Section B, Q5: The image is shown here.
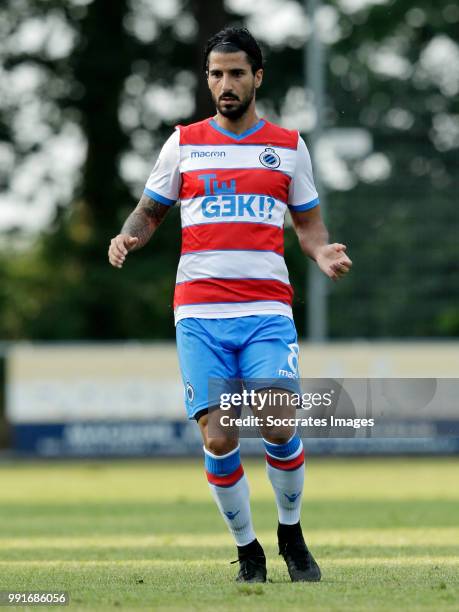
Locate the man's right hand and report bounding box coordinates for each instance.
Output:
[108,234,139,268]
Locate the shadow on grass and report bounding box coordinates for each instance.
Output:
[0,499,457,538]
[0,543,459,563]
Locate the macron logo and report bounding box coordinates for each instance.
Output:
[278,369,297,379]
[191,150,226,158]
[284,492,301,503]
[224,510,240,520]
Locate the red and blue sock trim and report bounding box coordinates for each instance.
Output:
[264,434,301,458]
[265,449,304,471]
[264,434,304,471]
[204,446,244,487]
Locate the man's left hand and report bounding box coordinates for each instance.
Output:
[315,243,352,281]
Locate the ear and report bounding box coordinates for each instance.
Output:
[254,68,263,89]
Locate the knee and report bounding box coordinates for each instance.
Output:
[205,437,238,456]
[263,430,296,446]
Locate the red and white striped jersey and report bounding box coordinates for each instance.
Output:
[144,117,319,324]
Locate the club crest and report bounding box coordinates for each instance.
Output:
[259,147,280,169]
[186,382,194,403]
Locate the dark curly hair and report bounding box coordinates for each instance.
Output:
[203,27,264,75]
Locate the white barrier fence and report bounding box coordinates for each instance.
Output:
[5,341,459,456]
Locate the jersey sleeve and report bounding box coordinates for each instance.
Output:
[144,129,181,206]
[288,135,320,211]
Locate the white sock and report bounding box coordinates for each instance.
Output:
[204,445,256,546]
[263,434,305,525]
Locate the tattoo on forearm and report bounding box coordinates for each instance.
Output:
[121,194,171,249]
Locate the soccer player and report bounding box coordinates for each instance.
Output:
[108,27,352,583]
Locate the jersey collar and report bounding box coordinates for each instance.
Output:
[209,117,265,141]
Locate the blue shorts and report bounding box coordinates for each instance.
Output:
[176,315,301,420]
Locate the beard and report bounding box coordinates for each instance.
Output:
[213,88,255,120]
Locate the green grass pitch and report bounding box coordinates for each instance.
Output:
[0,457,458,611]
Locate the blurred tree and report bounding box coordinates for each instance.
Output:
[246,0,459,337]
[0,0,233,340]
[323,0,459,338]
[190,0,231,121]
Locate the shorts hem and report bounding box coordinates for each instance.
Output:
[175,307,293,325]
[246,380,301,395]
